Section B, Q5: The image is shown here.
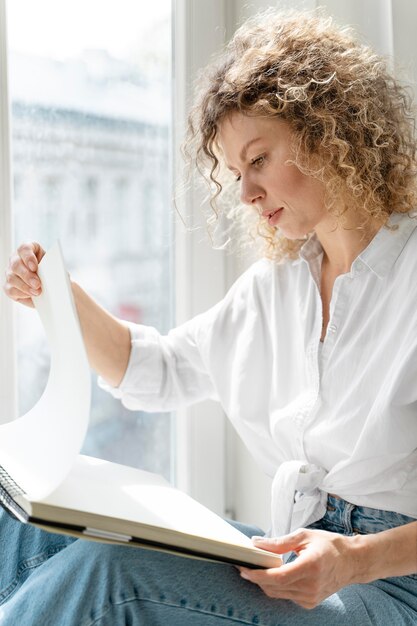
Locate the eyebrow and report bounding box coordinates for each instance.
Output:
[240,137,262,161]
[224,137,263,171]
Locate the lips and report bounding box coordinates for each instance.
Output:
[262,208,283,226]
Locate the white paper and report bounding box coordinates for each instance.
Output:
[0,243,91,498]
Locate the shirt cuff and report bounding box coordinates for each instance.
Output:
[98,323,164,399]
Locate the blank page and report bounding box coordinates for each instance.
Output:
[0,244,91,499]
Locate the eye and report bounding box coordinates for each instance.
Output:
[251,155,265,167]
[235,174,241,182]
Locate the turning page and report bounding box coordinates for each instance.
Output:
[0,243,91,499]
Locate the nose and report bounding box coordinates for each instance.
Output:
[239,175,265,206]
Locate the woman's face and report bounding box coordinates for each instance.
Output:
[217,112,330,240]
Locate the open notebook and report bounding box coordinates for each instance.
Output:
[0,244,281,569]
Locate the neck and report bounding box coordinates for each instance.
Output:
[315,211,385,273]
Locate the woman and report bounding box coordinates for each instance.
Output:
[2,9,417,625]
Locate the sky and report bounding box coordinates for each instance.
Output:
[7,0,171,61]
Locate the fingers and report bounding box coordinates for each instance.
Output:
[252,528,310,554]
[15,296,35,309]
[4,242,45,302]
[241,529,350,609]
[239,544,323,595]
[240,566,302,589]
[4,265,41,300]
[17,241,45,271]
[253,582,318,607]
[239,566,324,609]
[4,274,38,298]
[242,548,325,586]
[239,562,301,588]
[239,569,321,608]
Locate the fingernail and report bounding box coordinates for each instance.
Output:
[28,262,36,271]
[252,536,265,542]
[30,279,39,288]
[240,570,251,580]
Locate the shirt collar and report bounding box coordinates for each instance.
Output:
[299,234,323,265]
[358,212,417,278]
[298,212,417,279]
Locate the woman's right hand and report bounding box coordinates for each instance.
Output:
[4,241,131,385]
[3,242,46,308]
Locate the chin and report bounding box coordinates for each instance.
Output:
[278,226,310,240]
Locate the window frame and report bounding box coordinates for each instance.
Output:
[172,0,233,515]
[0,0,17,425]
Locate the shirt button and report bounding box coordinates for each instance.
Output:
[328,323,337,333]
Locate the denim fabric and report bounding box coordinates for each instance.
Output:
[0,497,416,626]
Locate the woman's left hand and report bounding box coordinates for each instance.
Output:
[239,528,363,609]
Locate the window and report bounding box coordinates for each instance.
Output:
[1,0,231,516]
[7,0,173,480]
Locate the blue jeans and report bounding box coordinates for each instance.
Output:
[0,496,416,625]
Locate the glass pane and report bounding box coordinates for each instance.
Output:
[8,0,173,480]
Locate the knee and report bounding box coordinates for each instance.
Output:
[67,539,147,582]
[71,539,128,566]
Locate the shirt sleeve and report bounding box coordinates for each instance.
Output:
[99,314,220,411]
[98,259,270,413]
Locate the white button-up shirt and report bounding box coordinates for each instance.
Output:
[101,212,417,536]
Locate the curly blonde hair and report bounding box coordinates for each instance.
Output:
[185,9,417,260]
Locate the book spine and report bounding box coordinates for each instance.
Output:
[0,464,28,523]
